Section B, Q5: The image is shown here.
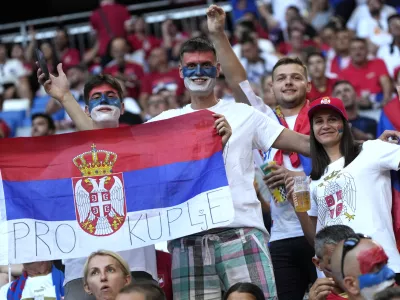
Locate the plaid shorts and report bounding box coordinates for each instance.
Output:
[169,227,277,300]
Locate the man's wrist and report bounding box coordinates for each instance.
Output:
[209,31,226,40]
[61,91,74,104]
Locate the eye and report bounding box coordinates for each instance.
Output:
[276,77,284,81]
[202,63,212,68]
[106,267,116,273]
[186,64,196,69]
[293,75,302,80]
[91,94,101,100]
[106,92,116,98]
[90,269,99,276]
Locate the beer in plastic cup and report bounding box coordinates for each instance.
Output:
[260,161,287,206]
[293,176,311,212]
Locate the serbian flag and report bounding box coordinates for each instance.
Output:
[377,98,400,252]
[0,110,234,264]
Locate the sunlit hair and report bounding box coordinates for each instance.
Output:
[83,250,130,285]
[272,57,308,80]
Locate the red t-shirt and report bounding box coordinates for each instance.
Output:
[90,3,131,56]
[326,292,348,299]
[102,61,145,99]
[141,68,184,96]
[128,34,162,57]
[156,250,172,300]
[277,40,318,55]
[339,58,389,96]
[307,77,337,102]
[61,48,80,71]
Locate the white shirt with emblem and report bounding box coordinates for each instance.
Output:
[308,140,400,273]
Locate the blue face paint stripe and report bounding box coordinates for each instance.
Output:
[358,265,395,290]
[88,94,121,112]
[182,65,217,78]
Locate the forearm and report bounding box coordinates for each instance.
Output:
[0,264,23,276]
[272,129,310,157]
[295,213,316,247]
[61,92,94,131]
[257,4,279,30]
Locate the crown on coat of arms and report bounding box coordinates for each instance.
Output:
[73,144,117,177]
[321,97,331,104]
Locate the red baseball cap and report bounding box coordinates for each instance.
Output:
[308,97,348,120]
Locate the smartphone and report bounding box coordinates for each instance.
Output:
[35,48,50,81]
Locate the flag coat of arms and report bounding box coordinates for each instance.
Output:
[0,110,234,264]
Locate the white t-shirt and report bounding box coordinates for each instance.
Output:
[308,140,400,273]
[149,99,285,232]
[259,0,308,29]
[0,273,56,300]
[377,43,400,79]
[239,53,279,86]
[0,59,27,85]
[233,39,276,58]
[63,245,157,285]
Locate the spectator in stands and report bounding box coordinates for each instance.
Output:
[309,225,357,300]
[232,19,276,58]
[31,113,55,137]
[117,282,166,300]
[339,38,392,107]
[230,0,260,24]
[37,68,158,299]
[0,119,10,138]
[0,265,22,288]
[214,74,234,102]
[260,75,276,109]
[161,19,189,62]
[279,28,307,60]
[239,34,279,87]
[90,0,131,57]
[377,14,400,78]
[0,261,64,299]
[332,80,378,139]
[307,0,335,31]
[138,47,184,112]
[146,93,169,120]
[0,43,32,102]
[306,52,337,101]
[258,1,308,30]
[10,43,32,75]
[83,250,131,300]
[223,282,266,300]
[127,15,161,59]
[54,27,80,71]
[347,0,396,49]
[285,96,400,282]
[102,37,145,100]
[156,250,172,300]
[374,287,400,300]
[330,235,398,298]
[327,29,351,79]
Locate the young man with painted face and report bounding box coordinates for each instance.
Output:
[36,69,158,300]
[330,236,397,300]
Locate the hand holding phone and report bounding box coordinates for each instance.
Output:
[35,48,50,81]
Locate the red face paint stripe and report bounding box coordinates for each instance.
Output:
[89,84,119,99]
[357,246,388,274]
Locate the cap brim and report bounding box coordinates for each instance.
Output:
[308,104,347,120]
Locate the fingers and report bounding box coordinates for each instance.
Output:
[56,63,65,76]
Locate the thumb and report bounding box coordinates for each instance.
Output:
[396,86,400,100]
[57,63,65,76]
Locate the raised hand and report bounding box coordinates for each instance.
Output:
[37,63,70,103]
[206,4,226,34]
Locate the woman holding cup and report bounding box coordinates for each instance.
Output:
[285,96,400,279]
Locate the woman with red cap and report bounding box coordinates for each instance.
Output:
[285,96,400,285]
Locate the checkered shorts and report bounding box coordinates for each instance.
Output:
[169,227,277,300]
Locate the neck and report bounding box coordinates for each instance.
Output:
[279,100,306,117]
[312,76,327,89]
[336,50,349,57]
[353,60,367,68]
[323,143,342,163]
[93,120,119,129]
[191,93,219,110]
[346,104,358,120]
[157,64,169,73]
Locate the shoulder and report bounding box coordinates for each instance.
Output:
[0,282,11,297]
[361,139,387,151]
[146,108,185,123]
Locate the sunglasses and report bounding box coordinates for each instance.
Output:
[341,233,371,278]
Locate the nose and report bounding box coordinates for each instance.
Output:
[100,271,108,282]
[99,94,108,105]
[284,77,293,86]
[195,64,201,76]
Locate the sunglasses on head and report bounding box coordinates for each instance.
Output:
[341,233,371,278]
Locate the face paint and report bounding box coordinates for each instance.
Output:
[358,265,396,299]
[337,124,344,134]
[88,94,121,112]
[357,246,388,274]
[182,64,217,96]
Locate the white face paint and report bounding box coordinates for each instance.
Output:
[90,105,121,123]
[359,280,395,300]
[184,76,216,96]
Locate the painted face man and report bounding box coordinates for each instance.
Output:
[331,235,396,300]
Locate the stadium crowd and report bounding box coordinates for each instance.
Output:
[1,0,400,299]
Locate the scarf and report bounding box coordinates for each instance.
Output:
[7,265,65,300]
[273,101,310,168]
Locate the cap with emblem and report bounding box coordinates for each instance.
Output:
[308,97,348,120]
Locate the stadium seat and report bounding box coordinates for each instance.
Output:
[2,98,30,112]
[0,110,27,137]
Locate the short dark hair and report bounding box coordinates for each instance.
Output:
[239,32,257,45]
[374,287,400,300]
[306,51,325,64]
[315,225,356,258]
[333,80,354,91]
[179,37,216,62]
[287,5,300,15]
[83,74,124,105]
[31,113,56,131]
[224,282,265,300]
[236,20,256,32]
[119,282,166,300]
[388,13,400,24]
[272,57,308,79]
[350,37,367,46]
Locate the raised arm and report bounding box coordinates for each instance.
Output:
[37,63,94,131]
[272,128,310,157]
[206,5,251,105]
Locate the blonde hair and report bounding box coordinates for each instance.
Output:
[83,250,130,284]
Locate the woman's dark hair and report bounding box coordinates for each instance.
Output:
[83,74,123,104]
[224,282,265,300]
[119,281,166,300]
[310,114,361,180]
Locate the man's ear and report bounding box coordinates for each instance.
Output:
[312,257,322,271]
[306,81,312,93]
[216,62,221,78]
[85,106,90,117]
[120,102,125,115]
[179,64,183,79]
[343,276,360,296]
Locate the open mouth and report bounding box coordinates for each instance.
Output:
[97,107,113,112]
[101,285,111,292]
[282,89,296,94]
[191,78,208,84]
